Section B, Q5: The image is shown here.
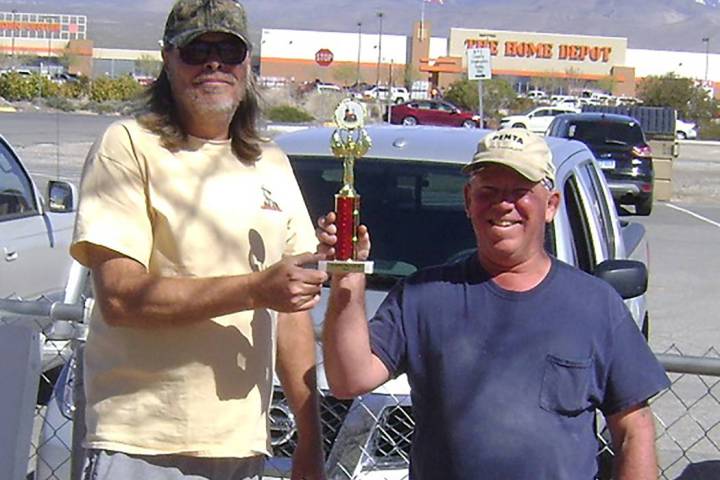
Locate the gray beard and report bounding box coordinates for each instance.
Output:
[181,90,239,116]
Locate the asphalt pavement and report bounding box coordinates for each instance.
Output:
[2,110,719,355]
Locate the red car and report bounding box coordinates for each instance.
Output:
[389,100,480,128]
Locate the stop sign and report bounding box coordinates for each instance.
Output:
[315,48,334,67]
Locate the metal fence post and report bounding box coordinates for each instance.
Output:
[0,324,41,480]
[70,343,87,480]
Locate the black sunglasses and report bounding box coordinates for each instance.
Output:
[177,39,249,65]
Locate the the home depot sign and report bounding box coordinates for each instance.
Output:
[463,38,613,63]
[450,28,627,77]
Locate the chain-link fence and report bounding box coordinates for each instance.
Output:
[3,294,720,480]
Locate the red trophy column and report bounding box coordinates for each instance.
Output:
[334,194,360,260]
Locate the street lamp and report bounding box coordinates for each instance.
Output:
[376,11,383,87]
[356,21,362,86]
[10,9,17,57]
[46,16,52,58]
[702,37,710,83]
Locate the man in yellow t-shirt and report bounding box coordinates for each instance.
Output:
[71,1,327,478]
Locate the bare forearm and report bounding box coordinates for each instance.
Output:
[96,271,260,328]
[614,435,658,480]
[276,311,321,439]
[610,406,658,480]
[323,273,387,398]
[88,247,327,328]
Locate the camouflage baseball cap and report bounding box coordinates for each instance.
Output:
[163,0,251,49]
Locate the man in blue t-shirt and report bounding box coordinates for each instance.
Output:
[317,128,669,480]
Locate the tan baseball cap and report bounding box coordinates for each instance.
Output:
[463,128,555,183]
[163,0,251,49]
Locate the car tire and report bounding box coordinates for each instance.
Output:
[37,365,62,406]
[462,119,477,129]
[395,98,405,104]
[512,123,527,128]
[676,131,687,140]
[402,116,418,126]
[635,195,653,216]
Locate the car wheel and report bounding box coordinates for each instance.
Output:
[402,116,418,126]
[395,98,404,104]
[37,365,62,406]
[462,119,477,128]
[676,131,687,140]
[512,123,526,128]
[635,195,653,216]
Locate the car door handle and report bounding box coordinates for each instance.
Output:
[4,247,18,262]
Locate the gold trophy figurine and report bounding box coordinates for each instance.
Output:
[318,99,374,274]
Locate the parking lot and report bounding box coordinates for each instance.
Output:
[2,111,720,479]
[2,111,719,356]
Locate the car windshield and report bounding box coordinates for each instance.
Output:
[567,120,645,146]
[289,155,476,283]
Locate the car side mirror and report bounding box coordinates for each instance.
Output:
[47,180,77,213]
[593,259,648,299]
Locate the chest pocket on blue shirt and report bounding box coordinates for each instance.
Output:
[540,354,593,416]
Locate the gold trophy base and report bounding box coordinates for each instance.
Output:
[319,260,374,274]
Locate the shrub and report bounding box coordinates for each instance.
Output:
[698,119,720,141]
[59,77,90,99]
[0,72,43,101]
[90,75,144,102]
[44,96,76,112]
[265,105,314,123]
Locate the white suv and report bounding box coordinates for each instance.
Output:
[363,85,409,104]
[676,119,698,140]
[500,106,579,134]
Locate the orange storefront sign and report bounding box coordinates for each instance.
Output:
[0,21,61,32]
[463,38,613,63]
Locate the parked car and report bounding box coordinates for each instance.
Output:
[0,132,79,406]
[525,89,547,100]
[315,83,342,94]
[38,125,650,480]
[547,112,655,215]
[499,105,579,134]
[676,119,698,140]
[51,72,81,85]
[0,68,33,77]
[389,99,480,128]
[363,85,409,104]
[0,134,77,301]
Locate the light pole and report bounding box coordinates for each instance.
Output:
[10,9,17,57]
[356,21,362,86]
[376,11,383,87]
[46,16,52,58]
[702,37,710,83]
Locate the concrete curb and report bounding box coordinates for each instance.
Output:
[680,139,720,147]
[266,124,312,134]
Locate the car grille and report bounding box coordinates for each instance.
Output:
[371,405,413,462]
[270,389,354,457]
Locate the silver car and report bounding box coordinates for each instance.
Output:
[0,134,76,300]
[37,125,649,480]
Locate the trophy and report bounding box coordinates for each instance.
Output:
[318,99,374,274]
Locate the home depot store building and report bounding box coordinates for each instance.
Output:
[261,25,638,97]
[0,11,91,75]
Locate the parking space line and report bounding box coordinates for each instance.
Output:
[666,203,720,228]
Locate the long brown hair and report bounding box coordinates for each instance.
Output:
[137,63,264,161]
